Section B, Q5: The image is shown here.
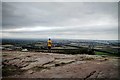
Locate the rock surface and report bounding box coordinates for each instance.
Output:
[2,51,119,79]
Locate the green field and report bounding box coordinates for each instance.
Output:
[95,51,119,57]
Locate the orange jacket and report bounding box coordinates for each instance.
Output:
[47,40,52,47]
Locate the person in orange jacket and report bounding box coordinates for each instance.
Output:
[47,38,52,52]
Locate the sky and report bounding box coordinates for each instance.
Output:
[2,2,118,40]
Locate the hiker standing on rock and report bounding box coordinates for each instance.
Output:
[47,38,52,52]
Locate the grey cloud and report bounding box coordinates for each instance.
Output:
[2,2,118,40]
[0,2,1,39]
[2,25,117,35]
[3,2,118,28]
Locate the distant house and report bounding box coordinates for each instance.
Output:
[21,49,28,52]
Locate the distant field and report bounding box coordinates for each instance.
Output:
[95,51,119,57]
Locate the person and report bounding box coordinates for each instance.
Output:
[47,38,52,52]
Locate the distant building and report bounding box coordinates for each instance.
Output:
[21,49,28,52]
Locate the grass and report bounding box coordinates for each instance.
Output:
[62,48,95,55]
[95,51,108,55]
[55,61,75,67]
[95,51,120,57]
[31,66,50,71]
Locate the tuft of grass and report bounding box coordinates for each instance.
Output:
[82,57,94,61]
[55,61,75,67]
[31,66,50,71]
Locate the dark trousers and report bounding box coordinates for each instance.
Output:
[48,46,51,52]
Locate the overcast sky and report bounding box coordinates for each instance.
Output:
[2,2,118,40]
